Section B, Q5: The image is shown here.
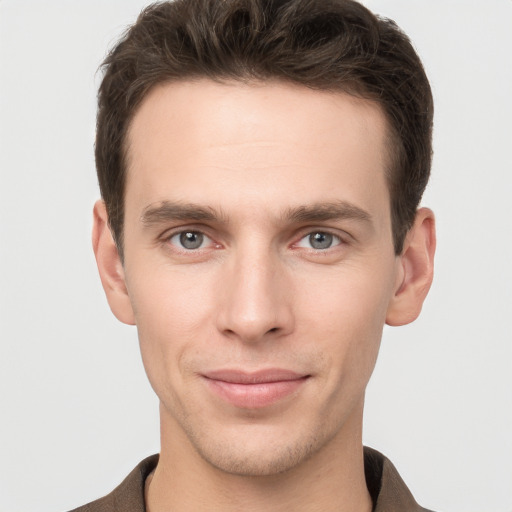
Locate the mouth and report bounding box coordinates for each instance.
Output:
[202,369,310,409]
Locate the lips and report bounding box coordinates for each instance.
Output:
[202,369,309,409]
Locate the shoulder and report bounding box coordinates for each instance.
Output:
[364,447,435,512]
[68,454,158,512]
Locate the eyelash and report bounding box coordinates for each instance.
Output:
[161,227,348,255]
[161,228,218,254]
[293,231,345,251]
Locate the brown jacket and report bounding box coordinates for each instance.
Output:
[69,447,434,512]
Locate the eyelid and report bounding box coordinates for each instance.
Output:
[159,223,209,240]
[169,231,212,250]
[291,228,350,249]
[159,225,221,251]
[296,232,341,250]
[157,224,351,252]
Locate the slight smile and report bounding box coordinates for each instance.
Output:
[202,369,310,409]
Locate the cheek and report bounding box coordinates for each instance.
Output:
[128,260,216,331]
[296,276,389,427]
[124,264,216,394]
[296,263,395,378]
[299,261,393,330]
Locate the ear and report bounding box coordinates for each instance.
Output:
[92,200,135,325]
[386,207,436,326]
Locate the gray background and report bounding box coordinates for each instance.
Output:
[1,1,511,511]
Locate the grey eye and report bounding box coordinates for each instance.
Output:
[296,231,342,251]
[309,232,333,249]
[172,231,205,250]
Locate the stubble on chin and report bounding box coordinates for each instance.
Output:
[174,408,346,478]
[192,431,324,477]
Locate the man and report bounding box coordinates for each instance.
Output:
[75,0,436,510]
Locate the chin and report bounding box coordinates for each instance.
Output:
[187,424,327,477]
[198,444,313,477]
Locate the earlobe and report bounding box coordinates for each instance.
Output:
[92,200,136,325]
[386,208,436,326]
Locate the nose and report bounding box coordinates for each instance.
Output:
[216,247,294,343]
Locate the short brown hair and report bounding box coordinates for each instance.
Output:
[96,0,433,256]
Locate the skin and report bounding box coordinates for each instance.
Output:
[93,80,435,512]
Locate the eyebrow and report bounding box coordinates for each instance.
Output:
[283,201,372,225]
[141,201,226,225]
[140,200,372,227]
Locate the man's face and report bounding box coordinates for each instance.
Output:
[120,80,402,475]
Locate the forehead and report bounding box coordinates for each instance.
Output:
[124,79,391,222]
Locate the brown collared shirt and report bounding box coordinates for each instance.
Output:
[69,447,434,512]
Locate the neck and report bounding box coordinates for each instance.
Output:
[146,402,372,512]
